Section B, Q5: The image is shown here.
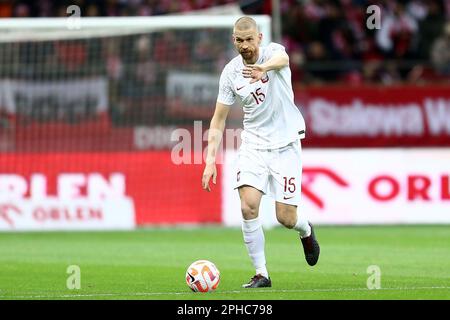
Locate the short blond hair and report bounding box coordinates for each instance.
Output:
[234,16,258,32]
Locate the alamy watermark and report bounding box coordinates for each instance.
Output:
[366,5,381,30]
[66,265,81,290]
[170,120,242,165]
[366,265,381,290]
[66,5,81,30]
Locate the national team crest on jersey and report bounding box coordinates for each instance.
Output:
[261,74,269,83]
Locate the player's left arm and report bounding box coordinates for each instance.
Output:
[243,51,289,83]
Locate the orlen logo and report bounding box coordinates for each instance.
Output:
[0,173,126,227]
[302,167,349,209]
[0,204,21,228]
[0,173,125,199]
[368,174,450,201]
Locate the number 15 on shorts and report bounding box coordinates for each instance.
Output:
[283,177,296,193]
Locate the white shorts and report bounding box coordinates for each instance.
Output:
[234,140,302,206]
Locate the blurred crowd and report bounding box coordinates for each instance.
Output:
[281,0,450,84]
[0,0,449,85]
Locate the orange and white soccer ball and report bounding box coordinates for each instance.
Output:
[185,260,220,292]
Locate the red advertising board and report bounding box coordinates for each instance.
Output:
[295,85,450,147]
[0,152,221,230]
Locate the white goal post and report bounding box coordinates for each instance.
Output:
[0,15,272,43]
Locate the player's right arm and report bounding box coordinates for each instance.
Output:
[202,102,230,192]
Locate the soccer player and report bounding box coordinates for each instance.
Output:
[202,16,320,288]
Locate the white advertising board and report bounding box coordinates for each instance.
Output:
[223,148,450,226]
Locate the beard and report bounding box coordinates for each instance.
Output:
[240,50,256,63]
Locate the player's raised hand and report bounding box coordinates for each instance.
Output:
[202,163,217,192]
[242,65,266,84]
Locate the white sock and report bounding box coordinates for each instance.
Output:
[242,217,268,278]
[293,214,311,238]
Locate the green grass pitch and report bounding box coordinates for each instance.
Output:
[0,225,449,300]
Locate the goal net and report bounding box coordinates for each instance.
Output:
[0,15,271,229]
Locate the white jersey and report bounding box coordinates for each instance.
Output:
[217,42,306,150]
